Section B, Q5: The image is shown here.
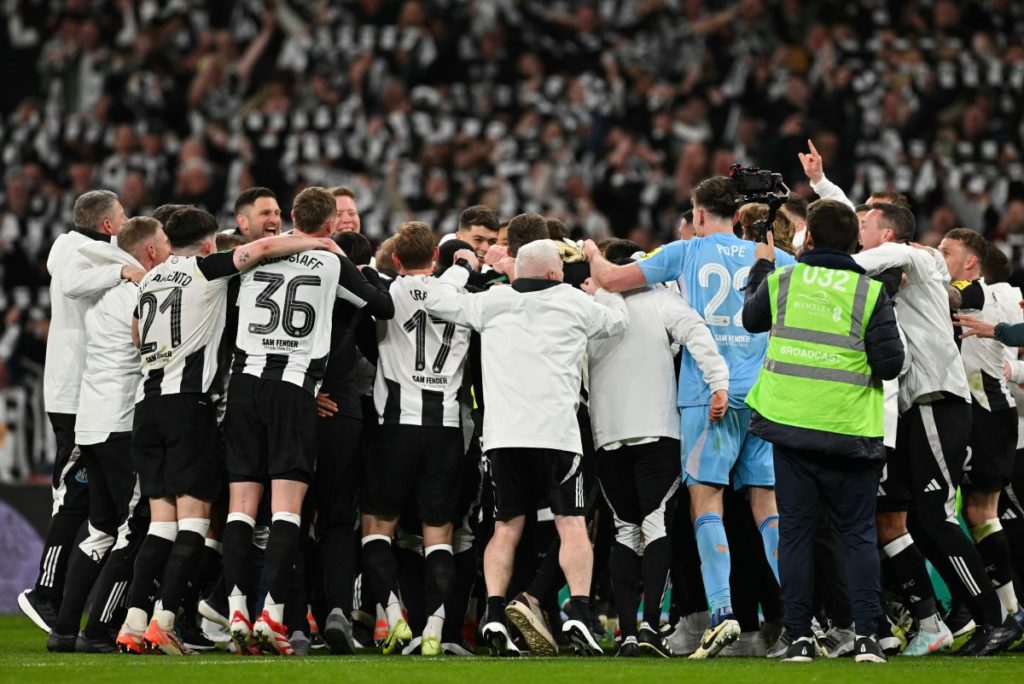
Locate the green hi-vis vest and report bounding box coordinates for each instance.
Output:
[746,263,884,437]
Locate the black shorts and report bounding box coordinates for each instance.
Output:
[223,374,317,484]
[132,393,222,501]
[963,402,1018,492]
[360,424,464,525]
[596,438,681,532]
[877,397,971,515]
[487,447,586,521]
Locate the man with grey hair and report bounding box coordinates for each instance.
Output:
[19,189,140,635]
[425,239,628,657]
[48,216,172,653]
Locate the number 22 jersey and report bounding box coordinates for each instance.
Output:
[638,233,795,408]
[233,250,343,394]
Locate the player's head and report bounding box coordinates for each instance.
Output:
[117,216,171,271]
[939,228,988,282]
[291,186,336,237]
[234,187,281,241]
[497,220,509,247]
[506,212,549,257]
[860,203,915,250]
[375,236,398,275]
[74,189,126,236]
[435,238,473,276]
[329,186,360,234]
[334,231,373,266]
[456,205,499,261]
[392,221,437,274]
[805,199,860,254]
[164,207,221,256]
[545,217,569,242]
[868,191,911,210]
[151,203,190,226]
[603,239,643,265]
[690,177,739,236]
[216,232,248,251]
[516,239,563,282]
[982,242,1011,284]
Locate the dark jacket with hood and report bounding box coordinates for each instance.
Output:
[742,247,905,466]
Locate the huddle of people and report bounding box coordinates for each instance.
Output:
[17,143,1024,663]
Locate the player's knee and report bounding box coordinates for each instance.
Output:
[79,523,115,561]
[615,522,642,554]
[875,512,907,544]
[640,511,668,545]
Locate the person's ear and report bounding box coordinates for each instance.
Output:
[391,253,402,269]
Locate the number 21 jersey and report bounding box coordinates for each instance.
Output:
[375,275,470,427]
[137,252,239,400]
[233,250,342,394]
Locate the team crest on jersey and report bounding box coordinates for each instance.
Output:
[74,468,88,484]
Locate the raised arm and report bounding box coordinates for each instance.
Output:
[584,289,629,340]
[659,290,729,394]
[335,255,395,320]
[232,235,342,271]
[798,139,856,211]
[583,240,648,292]
[63,244,142,298]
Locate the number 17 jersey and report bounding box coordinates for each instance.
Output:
[233,250,342,394]
[375,275,471,427]
[638,233,795,408]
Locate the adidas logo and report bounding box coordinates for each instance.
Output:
[1003,508,1019,520]
[924,479,942,493]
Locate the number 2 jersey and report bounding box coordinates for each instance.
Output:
[375,275,471,427]
[136,252,239,401]
[638,233,795,408]
[233,250,344,394]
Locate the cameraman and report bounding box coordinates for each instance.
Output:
[588,175,794,658]
[741,199,904,662]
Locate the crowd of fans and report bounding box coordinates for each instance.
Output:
[1,0,1024,477]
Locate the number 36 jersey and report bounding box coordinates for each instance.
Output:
[375,275,471,427]
[234,251,342,394]
[637,233,795,408]
[137,252,239,401]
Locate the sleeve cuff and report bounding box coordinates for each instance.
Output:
[441,265,470,287]
[708,380,729,393]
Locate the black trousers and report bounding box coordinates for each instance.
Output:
[34,413,90,602]
[313,413,363,614]
[774,445,882,639]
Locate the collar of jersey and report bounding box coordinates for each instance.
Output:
[512,278,562,293]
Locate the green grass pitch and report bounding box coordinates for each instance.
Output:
[2,615,1022,684]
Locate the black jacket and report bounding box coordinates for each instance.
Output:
[742,248,906,463]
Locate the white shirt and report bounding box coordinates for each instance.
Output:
[588,286,727,451]
[44,230,123,414]
[75,244,144,444]
[234,251,343,394]
[958,279,1015,411]
[426,267,629,455]
[374,275,471,427]
[853,242,971,412]
[136,253,237,401]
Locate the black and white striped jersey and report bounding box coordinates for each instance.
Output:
[136,252,239,401]
[232,251,344,394]
[374,275,470,427]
